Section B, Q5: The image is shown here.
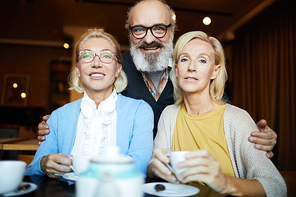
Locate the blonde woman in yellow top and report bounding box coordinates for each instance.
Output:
[147,31,286,197]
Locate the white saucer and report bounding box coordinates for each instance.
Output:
[143,182,199,197]
[3,182,37,196]
[63,172,78,181]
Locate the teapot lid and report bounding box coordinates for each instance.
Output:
[91,146,134,164]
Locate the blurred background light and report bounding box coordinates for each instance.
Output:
[63,42,70,49]
[13,83,18,88]
[203,17,211,25]
[21,92,27,98]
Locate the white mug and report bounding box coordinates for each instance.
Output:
[166,151,189,181]
[0,161,27,194]
[71,156,90,175]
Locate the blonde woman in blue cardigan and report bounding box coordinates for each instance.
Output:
[147,31,286,196]
[25,28,153,178]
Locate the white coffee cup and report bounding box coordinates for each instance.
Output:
[166,151,189,181]
[71,156,90,175]
[0,161,27,194]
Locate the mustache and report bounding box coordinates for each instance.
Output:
[137,41,164,49]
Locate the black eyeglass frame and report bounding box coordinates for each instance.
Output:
[129,24,172,39]
[77,50,121,64]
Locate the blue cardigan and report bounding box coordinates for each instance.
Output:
[25,94,154,176]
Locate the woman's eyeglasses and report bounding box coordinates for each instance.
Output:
[78,50,121,64]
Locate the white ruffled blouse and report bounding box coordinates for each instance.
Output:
[71,90,117,157]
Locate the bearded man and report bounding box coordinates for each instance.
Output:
[121,0,175,137]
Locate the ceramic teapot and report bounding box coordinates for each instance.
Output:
[76,146,144,197]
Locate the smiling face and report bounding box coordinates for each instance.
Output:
[175,38,220,97]
[129,0,172,52]
[76,37,122,98]
[128,0,174,72]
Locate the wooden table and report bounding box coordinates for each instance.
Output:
[0,138,39,151]
[0,138,39,165]
[0,137,23,149]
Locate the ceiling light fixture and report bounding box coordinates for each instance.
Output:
[63,42,70,49]
[13,83,18,88]
[203,17,211,25]
[21,93,27,99]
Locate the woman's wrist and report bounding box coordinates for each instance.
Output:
[222,177,265,196]
[222,176,238,195]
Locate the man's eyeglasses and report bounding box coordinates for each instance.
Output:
[129,24,172,39]
[78,50,121,64]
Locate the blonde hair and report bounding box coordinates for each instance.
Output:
[171,31,227,105]
[69,28,127,93]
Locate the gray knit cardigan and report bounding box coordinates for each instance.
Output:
[154,104,287,197]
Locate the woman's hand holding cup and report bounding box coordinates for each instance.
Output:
[40,153,72,178]
[149,149,192,183]
[177,149,230,193]
[149,148,178,183]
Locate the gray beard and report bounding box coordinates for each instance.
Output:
[130,38,173,72]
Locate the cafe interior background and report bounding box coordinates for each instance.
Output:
[0,0,295,172]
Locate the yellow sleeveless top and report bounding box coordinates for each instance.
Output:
[172,104,235,183]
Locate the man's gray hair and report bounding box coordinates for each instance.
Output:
[125,0,175,32]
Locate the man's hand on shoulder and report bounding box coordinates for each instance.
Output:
[248,119,277,158]
[37,115,51,144]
